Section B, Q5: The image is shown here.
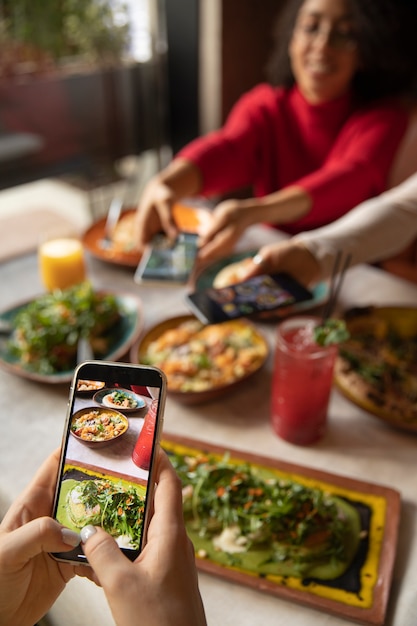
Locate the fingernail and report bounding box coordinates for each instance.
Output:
[61,528,81,547]
[252,254,265,267]
[80,525,97,543]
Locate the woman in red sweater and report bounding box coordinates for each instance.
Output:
[135,0,417,263]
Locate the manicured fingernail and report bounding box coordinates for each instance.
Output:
[80,525,97,543]
[61,528,81,547]
[252,254,265,267]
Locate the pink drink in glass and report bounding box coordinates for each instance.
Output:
[132,400,157,470]
[271,317,337,445]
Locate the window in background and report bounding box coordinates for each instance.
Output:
[0,0,169,191]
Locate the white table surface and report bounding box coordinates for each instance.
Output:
[1,225,417,626]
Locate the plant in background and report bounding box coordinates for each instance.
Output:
[0,0,130,68]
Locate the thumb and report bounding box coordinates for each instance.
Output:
[159,210,178,242]
[0,517,80,566]
[81,525,134,587]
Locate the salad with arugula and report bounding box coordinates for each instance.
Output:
[65,478,145,549]
[7,282,120,374]
[170,450,361,579]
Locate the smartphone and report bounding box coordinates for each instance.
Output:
[51,360,167,566]
[185,273,313,324]
[134,232,199,285]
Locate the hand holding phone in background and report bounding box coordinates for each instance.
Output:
[185,273,313,325]
[134,232,199,285]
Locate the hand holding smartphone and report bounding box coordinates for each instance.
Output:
[185,273,313,324]
[51,361,166,565]
[134,232,199,285]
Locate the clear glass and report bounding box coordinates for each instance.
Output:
[270,316,337,445]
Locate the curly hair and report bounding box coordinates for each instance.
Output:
[266,0,417,103]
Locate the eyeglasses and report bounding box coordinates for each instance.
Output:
[294,22,358,51]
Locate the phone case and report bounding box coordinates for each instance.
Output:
[51,360,166,565]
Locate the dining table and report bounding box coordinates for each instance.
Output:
[1,223,417,626]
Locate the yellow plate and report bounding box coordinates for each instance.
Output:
[334,306,417,433]
[130,314,269,404]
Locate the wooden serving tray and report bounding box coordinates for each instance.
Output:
[162,434,400,626]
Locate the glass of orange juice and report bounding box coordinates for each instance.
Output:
[38,231,86,291]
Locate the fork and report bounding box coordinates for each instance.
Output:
[99,196,124,249]
[76,336,94,363]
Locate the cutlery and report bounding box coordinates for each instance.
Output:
[0,318,12,335]
[99,159,140,250]
[77,336,94,363]
[99,196,124,249]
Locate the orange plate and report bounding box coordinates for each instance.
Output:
[172,202,211,233]
[82,209,141,267]
[82,204,211,268]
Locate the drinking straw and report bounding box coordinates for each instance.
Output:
[321,251,352,322]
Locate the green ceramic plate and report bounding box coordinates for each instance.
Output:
[0,291,143,384]
[93,387,147,412]
[194,250,329,315]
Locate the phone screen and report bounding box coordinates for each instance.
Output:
[134,232,199,284]
[52,361,166,565]
[186,273,313,324]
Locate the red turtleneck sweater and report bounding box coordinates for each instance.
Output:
[177,85,408,234]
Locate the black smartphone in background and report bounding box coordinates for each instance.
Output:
[134,232,199,285]
[51,361,167,566]
[185,273,313,325]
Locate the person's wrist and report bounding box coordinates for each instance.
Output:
[293,240,322,283]
[238,199,259,228]
[248,195,282,225]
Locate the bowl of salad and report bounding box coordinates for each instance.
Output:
[0,282,143,384]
